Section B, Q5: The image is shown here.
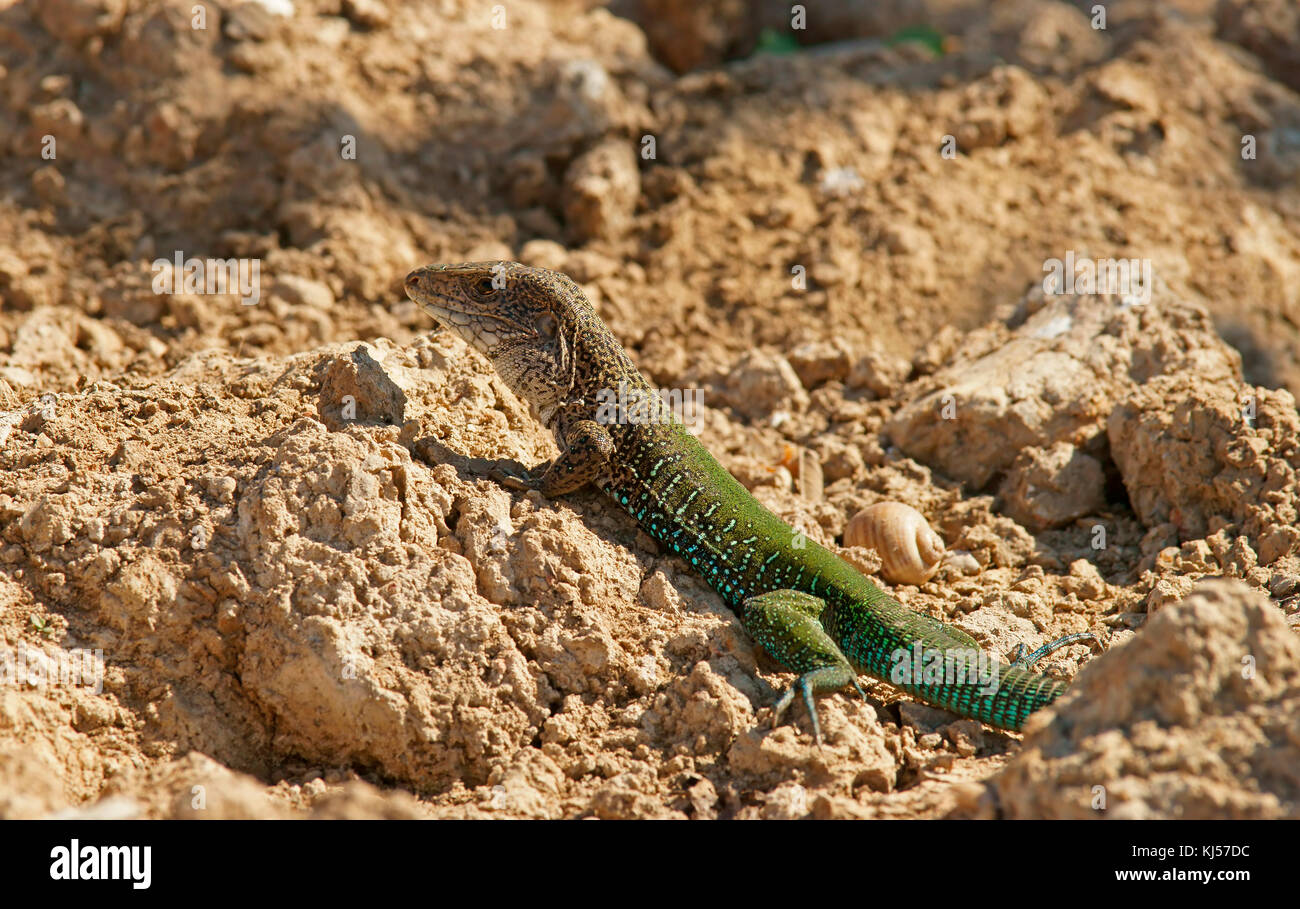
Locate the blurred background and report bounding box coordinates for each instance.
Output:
[1,0,1297,403]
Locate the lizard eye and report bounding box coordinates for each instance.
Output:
[535,312,557,339]
[472,276,498,297]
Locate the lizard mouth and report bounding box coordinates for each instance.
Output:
[404,265,519,349]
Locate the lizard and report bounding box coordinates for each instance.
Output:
[404,261,1101,742]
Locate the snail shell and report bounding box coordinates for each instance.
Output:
[843,502,946,586]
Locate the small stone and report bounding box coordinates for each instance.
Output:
[35,0,127,43]
[687,778,717,820]
[342,0,389,28]
[998,442,1106,531]
[847,349,910,398]
[272,275,335,309]
[787,340,853,388]
[1259,526,1300,565]
[518,239,568,273]
[1063,559,1106,600]
[31,167,67,206]
[1146,578,1191,615]
[315,344,407,429]
[720,350,809,422]
[562,139,640,243]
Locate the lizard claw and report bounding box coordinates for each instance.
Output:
[488,466,538,491]
[772,676,824,747]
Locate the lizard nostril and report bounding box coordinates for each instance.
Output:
[404,270,421,289]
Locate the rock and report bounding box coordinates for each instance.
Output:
[35,0,127,43]
[562,139,641,243]
[998,442,1107,531]
[761,781,810,819]
[271,275,335,309]
[518,239,569,273]
[719,350,809,422]
[1108,376,1300,546]
[990,580,1300,818]
[1145,576,1192,615]
[1090,60,1160,114]
[1062,559,1106,600]
[531,58,635,151]
[846,348,911,398]
[28,99,84,143]
[816,436,864,482]
[787,340,852,388]
[315,344,407,429]
[953,66,1050,151]
[31,167,67,206]
[886,285,1242,489]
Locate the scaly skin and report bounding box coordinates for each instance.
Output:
[404,261,1093,739]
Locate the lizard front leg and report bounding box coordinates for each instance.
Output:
[494,418,613,497]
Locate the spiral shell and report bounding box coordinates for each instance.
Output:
[843,502,946,586]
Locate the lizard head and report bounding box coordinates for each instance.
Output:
[404,261,581,417]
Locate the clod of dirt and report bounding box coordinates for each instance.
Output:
[5,0,1300,821]
[562,139,641,242]
[846,348,912,399]
[998,441,1107,531]
[983,580,1300,819]
[717,350,809,422]
[1108,376,1300,555]
[315,344,408,430]
[885,285,1242,490]
[787,340,853,389]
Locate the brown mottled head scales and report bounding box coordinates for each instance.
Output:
[404,261,645,428]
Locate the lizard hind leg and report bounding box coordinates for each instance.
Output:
[741,590,867,746]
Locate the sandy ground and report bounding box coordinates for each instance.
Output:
[1,0,1299,819]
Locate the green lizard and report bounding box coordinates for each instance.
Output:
[404,261,1099,741]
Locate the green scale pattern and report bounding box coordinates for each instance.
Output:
[598,416,1065,732]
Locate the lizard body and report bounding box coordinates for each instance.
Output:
[405,261,1094,739]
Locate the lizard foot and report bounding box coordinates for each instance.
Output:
[487,465,540,492]
[771,665,863,747]
[1009,631,1105,670]
[769,660,863,749]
